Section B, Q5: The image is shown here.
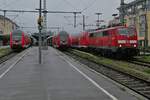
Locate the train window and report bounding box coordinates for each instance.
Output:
[128,27,136,36]
[103,31,109,36]
[118,28,129,35]
[93,33,97,37]
[12,32,22,36]
[59,31,69,39]
[89,33,94,37]
[12,31,22,40]
[96,32,103,37]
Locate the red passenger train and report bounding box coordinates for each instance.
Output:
[10,30,31,50]
[52,31,71,49]
[71,25,139,57]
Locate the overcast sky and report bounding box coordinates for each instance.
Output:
[0,0,134,33]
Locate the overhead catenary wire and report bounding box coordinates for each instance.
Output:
[62,0,77,10]
[0,0,21,9]
[81,0,97,13]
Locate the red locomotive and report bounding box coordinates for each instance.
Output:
[10,30,31,50]
[71,25,139,57]
[52,31,71,49]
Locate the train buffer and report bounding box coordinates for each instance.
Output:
[0,47,147,100]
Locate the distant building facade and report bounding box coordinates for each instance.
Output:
[0,15,18,35]
[118,0,150,47]
[0,15,18,45]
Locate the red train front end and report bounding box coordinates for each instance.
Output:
[115,26,139,56]
[52,31,71,50]
[76,25,139,57]
[10,30,31,51]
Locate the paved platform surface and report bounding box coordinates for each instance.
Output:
[0,47,142,100]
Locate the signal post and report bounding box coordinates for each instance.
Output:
[38,0,43,64]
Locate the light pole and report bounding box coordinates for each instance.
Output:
[83,15,85,31]
[43,0,48,49]
[95,13,102,28]
[144,0,148,55]
[120,0,125,25]
[38,0,42,64]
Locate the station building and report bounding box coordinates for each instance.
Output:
[0,15,18,35]
[118,0,150,47]
[0,15,18,45]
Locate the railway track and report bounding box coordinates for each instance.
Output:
[76,48,150,69]
[64,51,150,99]
[128,59,150,68]
[0,52,18,64]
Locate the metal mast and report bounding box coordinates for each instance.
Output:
[38,0,42,64]
[43,0,47,32]
[42,0,48,49]
[120,0,125,25]
[83,15,85,31]
[95,13,102,28]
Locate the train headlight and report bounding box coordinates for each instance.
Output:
[119,44,122,47]
[133,44,137,47]
[61,41,67,44]
[118,40,126,44]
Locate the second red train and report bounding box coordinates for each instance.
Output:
[52,25,139,57]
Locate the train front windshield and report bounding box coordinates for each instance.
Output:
[59,32,68,40]
[128,27,136,36]
[12,31,22,40]
[118,27,136,36]
[118,28,129,35]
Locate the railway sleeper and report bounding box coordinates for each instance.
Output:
[135,87,150,91]
[116,76,135,81]
[141,91,150,97]
[128,84,149,88]
[142,91,150,95]
[115,76,131,80]
[120,80,140,84]
[121,78,142,82]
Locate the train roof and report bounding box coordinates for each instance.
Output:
[59,31,68,34]
[88,26,126,34]
[54,31,69,36]
[12,30,23,33]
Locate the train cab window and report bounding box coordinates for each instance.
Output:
[128,27,136,36]
[96,32,103,37]
[118,28,129,35]
[12,30,22,40]
[59,31,69,40]
[93,33,97,37]
[102,31,109,36]
[89,33,94,37]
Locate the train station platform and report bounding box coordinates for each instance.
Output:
[0,47,143,100]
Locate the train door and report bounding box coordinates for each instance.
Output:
[102,31,109,47]
[89,33,94,47]
[89,32,97,48]
[108,30,113,47]
[110,29,117,47]
[96,31,102,47]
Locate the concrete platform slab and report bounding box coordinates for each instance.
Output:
[0,47,142,100]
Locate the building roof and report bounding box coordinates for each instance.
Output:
[0,15,19,27]
[125,0,144,8]
[118,0,145,10]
